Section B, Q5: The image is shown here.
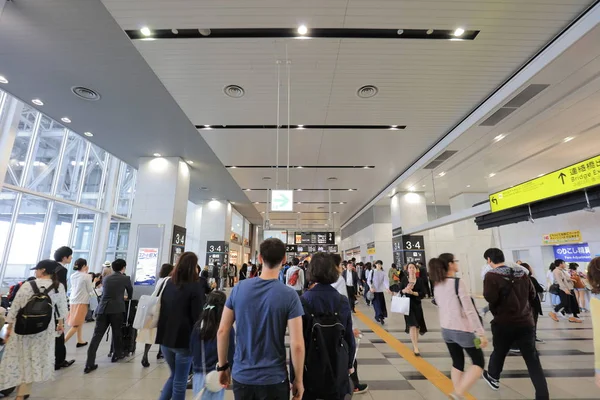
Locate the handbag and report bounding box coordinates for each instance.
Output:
[194,335,222,399]
[581,277,593,291]
[133,278,169,330]
[391,294,410,315]
[548,283,560,295]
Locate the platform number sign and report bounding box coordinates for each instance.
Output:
[402,236,424,251]
[172,225,186,246]
[207,241,229,253]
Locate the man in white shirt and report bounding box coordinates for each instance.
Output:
[286,258,305,296]
[343,262,359,313]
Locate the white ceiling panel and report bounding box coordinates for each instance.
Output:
[101,0,596,224]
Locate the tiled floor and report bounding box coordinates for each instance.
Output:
[6,293,599,399]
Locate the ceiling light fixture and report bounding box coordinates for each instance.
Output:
[408,186,415,192]
[453,27,465,37]
[357,85,379,99]
[153,153,162,157]
[61,117,71,124]
[397,29,404,35]
[390,125,399,130]
[339,202,344,205]
[296,166,304,169]
[493,134,506,142]
[0,76,8,84]
[489,173,496,178]
[32,99,44,106]
[187,160,194,165]
[348,189,354,191]
[224,85,245,98]
[140,26,152,37]
[84,132,93,137]
[297,211,301,214]
[297,189,303,191]
[297,25,308,35]
[244,188,251,191]
[199,29,212,36]
[426,29,434,35]
[438,171,446,177]
[563,136,574,143]
[254,202,259,204]
[296,202,302,204]
[333,211,338,214]
[466,184,471,188]
[230,166,237,169]
[422,184,426,188]
[203,125,212,129]
[261,211,265,214]
[297,125,305,129]
[363,166,371,169]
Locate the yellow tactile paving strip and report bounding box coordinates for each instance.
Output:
[356,310,477,400]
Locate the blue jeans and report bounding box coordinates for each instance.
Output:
[193,373,225,399]
[159,346,192,400]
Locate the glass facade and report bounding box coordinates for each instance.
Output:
[0,89,136,290]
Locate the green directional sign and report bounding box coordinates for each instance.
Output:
[271,190,293,212]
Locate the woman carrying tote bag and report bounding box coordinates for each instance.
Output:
[136,263,174,367]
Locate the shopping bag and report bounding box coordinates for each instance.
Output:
[391,295,410,315]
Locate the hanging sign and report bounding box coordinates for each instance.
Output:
[271,190,293,212]
[490,154,600,212]
[542,230,582,245]
[367,242,376,255]
[553,243,592,262]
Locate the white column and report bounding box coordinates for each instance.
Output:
[197,200,230,267]
[185,201,204,255]
[390,192,428,232]
[0,96,23,191]
[449,192,494,295]
[127,157,190,275]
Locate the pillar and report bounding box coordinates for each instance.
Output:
[390,192,429,269]
[126,157,190,295]
[0,95,23,191]
[197,200,231,268]
[449,193,494,295]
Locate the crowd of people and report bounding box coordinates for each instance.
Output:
[1,239,600,399]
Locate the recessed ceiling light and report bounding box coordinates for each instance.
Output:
[327,177,338,181]
[199,29,212,36]
[297,125,305,129]
[296,188,303,191]
[171,28,179,34]
[488,173,496,178]
[426,29,434,35]
[61,117,71,124]
[187,160,194,165]
[0,76,8,84]
[453,27,465,37]
[230,166,237,169]
[563,136,574,143]
[339,202,344,205]
[224,85,245,98]
[333,211,338,214]
[153,153,161,157]
[244,188,251,191]
[397,29,404,35]
[32,99,44,106]
[408,187,415,192]
[203,125,212,129]
[363,166,371,169]
[422,184,426,188]
[438,171,446,177]
[296,202,302,204]
[432,201,435,204]
[466,185,471,188]
[254,202,259,204]
[297,25,308,35]
[140,27,152,37]
[296,166,304,169]
[84,132,93,137]
[494,134,506,142]
[297,211,301,214]
[357,85,378,99]
[261,211,265,214]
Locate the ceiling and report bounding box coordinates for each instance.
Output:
[1,0,597,229]
[380,13,600,213]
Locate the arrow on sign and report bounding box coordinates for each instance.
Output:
[558,172,566,185]
[491,197,498,205]
[275,193,289,208]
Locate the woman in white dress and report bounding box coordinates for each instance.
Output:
[0,260,68,400]
[65,258,96,346]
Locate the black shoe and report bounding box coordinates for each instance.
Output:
[431,299,438,306]
[157,352,164,360]
[375,317,381,323]
[76,342,88,348]
[535,337,545,343]
[57,360,75,370]
[353,383,368,394]
[380,318,385,325]
[141,357,150,368]
[84,364,98,374]
[111,354,124,363]
[414,352,421,357]
[482,370,499,391]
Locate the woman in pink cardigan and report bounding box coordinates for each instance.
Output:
[429,253,488,400]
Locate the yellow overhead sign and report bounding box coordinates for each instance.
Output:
[542,230,582,245]
[490,154,600,212]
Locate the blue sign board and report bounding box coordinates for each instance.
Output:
[553,243,592,262]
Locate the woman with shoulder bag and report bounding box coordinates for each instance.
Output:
[429,254,487,400]
[65,258,96,346]
[400,263,428,356]
[137,263,174,367]
[0,260,68,400]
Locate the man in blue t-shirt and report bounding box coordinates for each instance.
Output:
[217,238,305,399]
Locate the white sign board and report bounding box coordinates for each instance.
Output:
[271,190,293,212]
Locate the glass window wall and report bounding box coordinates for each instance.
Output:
[0,89,137,290]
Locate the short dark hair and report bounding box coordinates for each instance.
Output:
[54,246,73,262]
[483,248,505,264]
[292,257,300,266]
[159,263,174,278]
[112,259,127,272]
[172,252,199,285]
[309,253,339,285]
[569,262,579,270]
[260,238,286,268]
[375,260,383,266]
[73,258,87,271]
[331,253,342,267]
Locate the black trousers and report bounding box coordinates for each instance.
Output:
[488,324,549,400]
[445,342,485,371]
[555,290,579,317]
[229,276,235,287]
[233,379,289,400]
[54,330,66,367]
[346,286,356,312]
[86,312,124,367]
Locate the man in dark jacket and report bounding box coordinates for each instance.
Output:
[84,259,133,373]
[481,248,549,400]
[342,262,359,313]
[53,246,75,370]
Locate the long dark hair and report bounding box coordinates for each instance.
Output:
[587,257,600,294]
[171,252,199,286]
[194,291,227,341]
[73,258,87,271]
[428,253,455,285]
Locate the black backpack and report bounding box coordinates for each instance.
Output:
[302,295,350,398]
[14,281,56,335]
